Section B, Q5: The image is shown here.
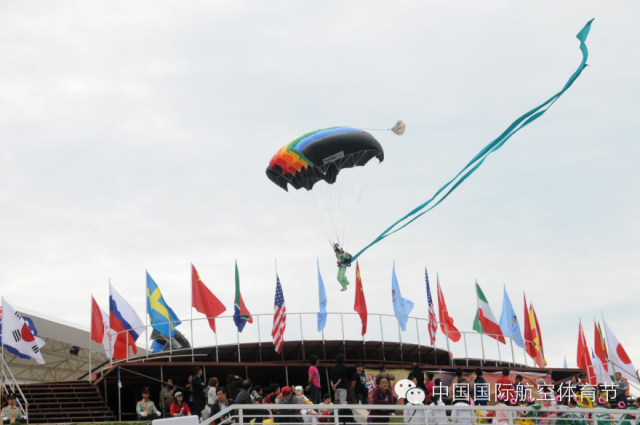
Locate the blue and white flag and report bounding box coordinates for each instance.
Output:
[564,356,567,368]
[498,286,524,348]
[317,260,328,332]
[391,263,414,331]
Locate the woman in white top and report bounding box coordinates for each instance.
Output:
[427,395,449,425]
[450,379,474,425]
[207,377,218,406]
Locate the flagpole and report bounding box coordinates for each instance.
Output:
[145,272,149,360]
[1,297,5,395]
[108,279,113,367]
[522,291,528,368]
[191,264,194,363]
[600,312,616,379]
[505,285,516,366]
[89,293,93,383]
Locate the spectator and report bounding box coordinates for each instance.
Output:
[136,387,161,420]
[1,392,26,424]
[408,363,426,391]
[251,385,263,401]
[404,391,426,425]
[447,368,464,403]
[425,372,435,404]
[210,387,235,425]
[317,393,333,422]
[160,379,177,411]
[497,368,514,401]
[237,379,259,424]
[186,375,194,411]
[276,386,304,405]
[560,397,585,424]
[375,364,396,388]
[307,355,322,404]
[494,394,510,425]
[227,374,244,400]
[266,384,281,405]
[330,354,349,405]
[276,386,304,423]
[208,377,219,406]
[568,375,579,393]
[368,377,394,423]
[192,367,208,417]
[538,398,558,425]
[514,375,525,400]
[473,368,489,406]
[427,394,448,425]
[236,379,253,405]
[613,372,629,406]
[352,363,370,405]
[450,379,473,425]
[171,391,192,417]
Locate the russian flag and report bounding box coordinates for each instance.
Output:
[109,284,144,360]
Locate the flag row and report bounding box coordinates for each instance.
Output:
[87,261,550,366]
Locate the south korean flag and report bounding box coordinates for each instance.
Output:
[1,300,46,364]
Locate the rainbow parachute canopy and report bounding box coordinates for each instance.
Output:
[266,126,384,191]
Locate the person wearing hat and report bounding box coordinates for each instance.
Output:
[170,391,193,417]
[351,363,370,405]
[1,393,26,424]
[137,387,161,420]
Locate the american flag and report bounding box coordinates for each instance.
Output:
[272,275,287,354]
[425,268,437,346]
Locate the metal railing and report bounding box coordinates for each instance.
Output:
[0,351,29,422]
[92,312,546,370]
[200,403,639,425]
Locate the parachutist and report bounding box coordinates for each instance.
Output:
[334,244,352,291]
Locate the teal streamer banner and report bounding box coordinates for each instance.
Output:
[353,19,594,261]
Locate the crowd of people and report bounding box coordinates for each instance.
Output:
[131,358,639,425]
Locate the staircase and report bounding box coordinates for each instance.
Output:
[21,381,116,424]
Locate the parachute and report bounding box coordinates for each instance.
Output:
[266,126,384,248]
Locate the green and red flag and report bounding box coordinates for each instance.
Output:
[472,282,505,344]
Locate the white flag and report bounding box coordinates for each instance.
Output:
[97,305,116,358]
[1,300,46,364]
[603,321,638,385]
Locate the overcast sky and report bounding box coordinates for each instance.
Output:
[1,1,638,369]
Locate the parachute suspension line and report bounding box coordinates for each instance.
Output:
[351,19,595,261]
[344,156,380,248]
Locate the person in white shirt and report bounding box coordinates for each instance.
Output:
[427,395,449,425]
[451,379,474,425]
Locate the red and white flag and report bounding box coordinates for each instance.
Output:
[425,268,437,346]
[603,320,638,385]
[1,300,46,364]
[91,296,116,358]
[271,275,287,354]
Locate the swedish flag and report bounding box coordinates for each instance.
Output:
[146,272,181,338]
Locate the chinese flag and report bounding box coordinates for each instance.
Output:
[192,264,227,333]
[354,262,368,336]
[91,296,105,344]
[437,275,461,342]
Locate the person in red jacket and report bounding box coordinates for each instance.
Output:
[170,392,192,417]
[368,377,394,423]
[496,368,514,402]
